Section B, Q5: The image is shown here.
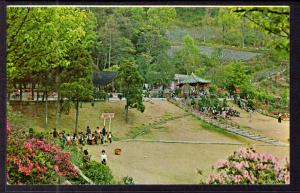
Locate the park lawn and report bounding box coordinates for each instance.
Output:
[86,141,289,184]
[138,115,251,144]
[10,100,187,138]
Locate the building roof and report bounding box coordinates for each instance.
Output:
[93,71,118,85]
[174,74,191,82]
[175,73,210,85]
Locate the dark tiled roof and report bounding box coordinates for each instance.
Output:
[93,71,118,85]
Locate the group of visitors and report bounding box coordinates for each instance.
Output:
[50,126,113,146]
[85,126,112,145]
[200,106,240,119]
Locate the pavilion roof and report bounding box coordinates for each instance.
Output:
[178,73,210,85]
[93,71,118,85]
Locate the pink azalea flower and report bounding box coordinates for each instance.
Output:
[54,165,59,172]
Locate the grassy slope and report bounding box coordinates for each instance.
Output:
[11,101,186,138]
[10,100,249,143]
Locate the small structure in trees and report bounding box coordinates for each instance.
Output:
[93,71,118,91]
[176,73,210,96]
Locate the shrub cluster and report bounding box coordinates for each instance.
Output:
[80,160,114,184]
[209,146,289,184]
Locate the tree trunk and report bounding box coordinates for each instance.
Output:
[125,99,129,123]
[45,88,48,129]
[36,87,39,103]
[222,24,225,45]
[108,30,112,69]
[35,88,39,116]
[55,89,61,128]
[31,83,35,100]
[242,15,245,48]
[55,74,61,128]
[19,84,23,102]
[75,100,79,135]
[19,84,23,108]
[125,106,129,123]
[42,91,45,102]
[96,56,99,68]
[7,86,11,104]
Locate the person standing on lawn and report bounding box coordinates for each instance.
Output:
[102,126,106,138]
[86,126,91,135]
[96,126,101,136]
[278,113,282,123]
[108,131,112,143]
[53,128,58,138]
[101,150,108,165]
[100,132,103,144]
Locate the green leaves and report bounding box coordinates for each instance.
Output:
[232,7,289,52]
[118,59,145,120]
[175,35,201,74]
[60,79,94,102]
[223,62,250,94]
[80,160,114,184]
[147,8,176,29]
[7,7,96,82]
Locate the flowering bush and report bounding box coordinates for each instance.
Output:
[7,124,79,184]
[209,146,289,184]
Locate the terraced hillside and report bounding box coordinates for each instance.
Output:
[169,45,263,61]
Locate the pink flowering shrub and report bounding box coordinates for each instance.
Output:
[6,124,79,184]
[209,146,290,184]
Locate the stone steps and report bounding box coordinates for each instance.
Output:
[167,99,288,147]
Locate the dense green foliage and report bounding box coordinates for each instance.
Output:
[118,59,145,122]
[80,160,114,184]
[223,62,250,95]
[174,35,201,74]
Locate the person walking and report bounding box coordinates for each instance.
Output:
[101,150,108,165]
[278,113,282,123]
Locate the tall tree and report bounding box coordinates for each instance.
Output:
[118,58,145,123]
[223,62,250,95]
[7,7,96,128]
[60,79,94,134]
[175,35,201,74]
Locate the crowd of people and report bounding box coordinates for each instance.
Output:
[49,126,113,146]
[50,127,111,165]
[199,106,240,119]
